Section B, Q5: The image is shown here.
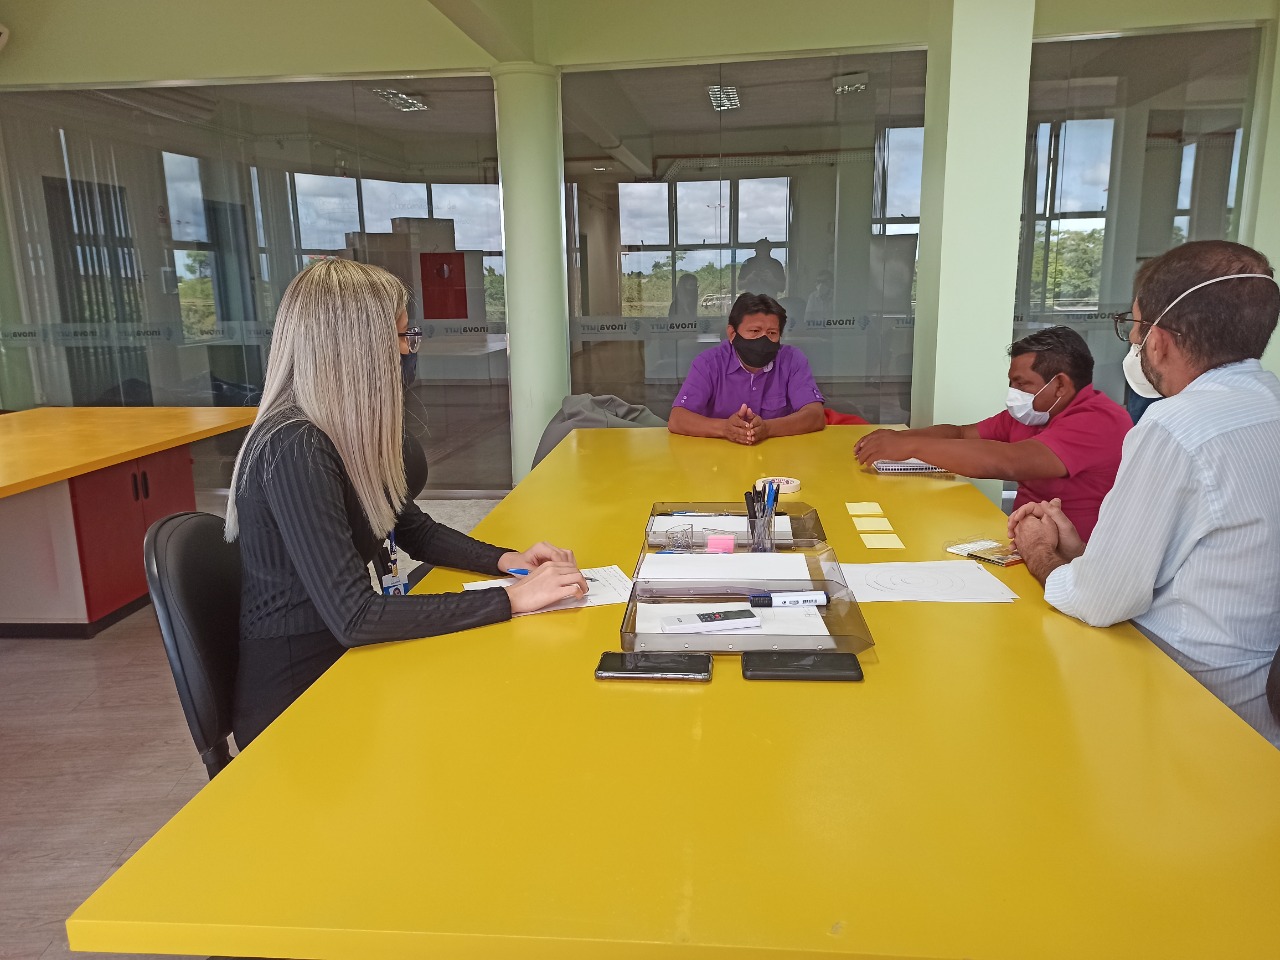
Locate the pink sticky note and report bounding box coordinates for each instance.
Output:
[705,534,736,553]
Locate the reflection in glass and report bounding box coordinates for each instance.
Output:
[431,183,502,250]
[564,52,926,425]
[294,173,360,251]
[621,251,673,316]
[738,178,790,244]
[0,78,513,491]
[174,250,217,341]
[1055,119,1113,213]
[1016,28,1260,407]
[884,129,924,219]
[360,179,428,233]
[676,180,729,245]
[619,182,670,246]
[162,152,208,243]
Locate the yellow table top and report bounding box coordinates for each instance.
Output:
[0,406,258,499]
[68,427,1280,960]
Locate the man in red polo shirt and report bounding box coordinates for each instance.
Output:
[853,326,1130,540]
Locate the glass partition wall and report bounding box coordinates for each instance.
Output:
[0,79,511,491]
[562,52,927,424]
[1015,28,1261,407]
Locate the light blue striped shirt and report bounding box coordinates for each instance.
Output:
[1045,359,1280,747]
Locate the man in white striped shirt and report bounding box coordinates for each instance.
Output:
[1011,240,1280,748]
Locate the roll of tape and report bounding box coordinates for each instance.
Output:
[756,476,801,494]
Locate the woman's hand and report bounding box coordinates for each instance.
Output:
[499,542,576,573]
[503,562,590,614]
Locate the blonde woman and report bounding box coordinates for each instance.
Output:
[225,259,586,747]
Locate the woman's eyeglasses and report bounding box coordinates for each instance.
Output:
[398,328,423,354]
[1110,311,1180,343]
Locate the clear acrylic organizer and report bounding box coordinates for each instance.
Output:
[623,503,874,654]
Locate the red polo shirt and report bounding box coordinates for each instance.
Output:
[976,384,1131,540]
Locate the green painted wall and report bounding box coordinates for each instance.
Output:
[0,0,493,89]
[534,0,931,69]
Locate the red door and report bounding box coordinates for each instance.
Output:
[69,459,148,621]
[139,445,197,528]
[420,253,468,319]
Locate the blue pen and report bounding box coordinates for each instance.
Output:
[508,568,531,576]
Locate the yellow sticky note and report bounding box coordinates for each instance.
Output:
[861,533,905,549]
[854,517,893,532]
[846,501,883,516]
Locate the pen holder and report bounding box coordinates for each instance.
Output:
[749,516,775,553]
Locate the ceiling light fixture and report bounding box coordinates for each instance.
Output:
[371,88,431,112]
[832,73,869,96]
[707,85,741,111]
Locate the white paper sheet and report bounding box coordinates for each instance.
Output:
[637,552,810,582]
[840,560,1018,603]
[634,601,830,636]
[463,564,633,616]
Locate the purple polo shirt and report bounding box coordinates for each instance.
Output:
[673,340,824,420]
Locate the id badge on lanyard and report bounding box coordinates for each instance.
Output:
[380,530,407,596]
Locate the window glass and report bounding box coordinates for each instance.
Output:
[163,152,208,243]
[618,182,670,246]
[738,177,789,243]
[0,78,511,492]
[361,179,428,234]
[565,52,926,424]
[1015,28,1261,406]
[294,174,360,251]
[431,183,502,250]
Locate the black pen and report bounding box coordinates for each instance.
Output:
[744,491,757,520]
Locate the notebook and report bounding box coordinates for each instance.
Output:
[872,458,947,474]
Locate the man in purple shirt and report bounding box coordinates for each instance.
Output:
[668,293,825,445]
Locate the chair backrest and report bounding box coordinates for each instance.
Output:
[143,512,241,778]
[1267,643,1280,726]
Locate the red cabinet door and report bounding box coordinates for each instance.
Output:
[139,445,196,528]
[420,252,468,319]
[69,459,148,621]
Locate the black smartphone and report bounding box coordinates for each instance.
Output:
[740,651,863,681]
[595,651,712,681]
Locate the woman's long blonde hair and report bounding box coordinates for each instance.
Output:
[224,259,410,541]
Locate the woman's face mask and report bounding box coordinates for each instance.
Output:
[400,353,418,392]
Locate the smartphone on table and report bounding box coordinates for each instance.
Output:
[595,652,713,681]
[740,651,863,681]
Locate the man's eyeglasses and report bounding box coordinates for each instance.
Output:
[399,328,423,354]
[1110,311,1180,343]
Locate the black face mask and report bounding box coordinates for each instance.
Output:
[732,332,780,369]
[400,353,419,392]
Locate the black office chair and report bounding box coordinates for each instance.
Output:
[144,512,241,779]
[1267,643,1280,726]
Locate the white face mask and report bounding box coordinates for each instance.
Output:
[1005,379,1059,426]
[1122,344,1162,398]
[1122,272,1278,400]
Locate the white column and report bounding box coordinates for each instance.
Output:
[492,62,572,482]
[913,0,1035,502]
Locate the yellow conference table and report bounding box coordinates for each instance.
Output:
[0,406,257,635]
[69,427,1280,959]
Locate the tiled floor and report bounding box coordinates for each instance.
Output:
[0,608,211,960]
[0,501,496,960]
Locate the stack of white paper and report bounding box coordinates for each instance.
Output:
[638,552,810,581]
[840,560,1018,603]
[634,601,830,636]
